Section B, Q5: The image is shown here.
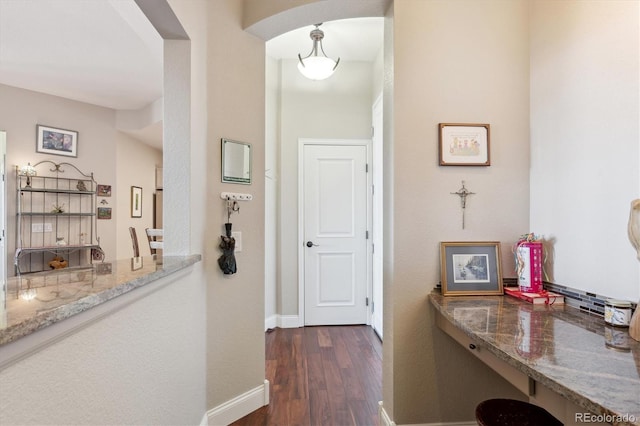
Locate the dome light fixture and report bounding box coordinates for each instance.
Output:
[297,23,340,81]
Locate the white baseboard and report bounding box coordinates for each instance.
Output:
[278,314,300,328]
[207,379,269,426]
[265,314,277,331]
[265,315,300,330]
[378,401,475,426]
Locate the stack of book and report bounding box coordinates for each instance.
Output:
[504,287,565,305]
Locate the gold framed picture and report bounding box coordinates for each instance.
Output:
[440,241,503,296]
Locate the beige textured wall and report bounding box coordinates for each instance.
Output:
[387,0,531,423]
[203,0,267,409]
[530,0,640,301]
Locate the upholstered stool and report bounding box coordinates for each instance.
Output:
[475,399,563,426]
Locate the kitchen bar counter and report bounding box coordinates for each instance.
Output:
[430,291,640,426]
[1,255,201,347]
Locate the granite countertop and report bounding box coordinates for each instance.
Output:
[0,255,201,347]
[429,292,640,426]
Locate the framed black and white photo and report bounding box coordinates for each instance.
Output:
[131,186,142,218]
[440,241,503,296]
[36,124,78,158]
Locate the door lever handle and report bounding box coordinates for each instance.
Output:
[306,241,319,248]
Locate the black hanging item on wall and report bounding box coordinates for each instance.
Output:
[218,197,239,274]
[217,231,237,274]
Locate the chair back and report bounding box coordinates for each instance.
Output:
[129,227,140,257]
[145,228,163,254]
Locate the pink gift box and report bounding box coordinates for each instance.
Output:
[516,241,543,293]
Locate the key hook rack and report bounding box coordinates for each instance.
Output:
[220,192,252,237]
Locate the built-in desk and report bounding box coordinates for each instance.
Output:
[430,291,640,426]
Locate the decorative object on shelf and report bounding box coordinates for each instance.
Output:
[97,184,111,197]
[18,163,37,188]
[48,256,68,269]
[76,180,87,191]
[439,123,490,166]
[627,199,640,341]
[51,203,65,214]
[36,124,78,158]
[439,241,503,296]
[55,237,67,246]
[97,207,112,219]
[450,180,475,229]
[297,23,340,81]
[92,248,105,261]
[131,186,142,218]
[100,199,109,205]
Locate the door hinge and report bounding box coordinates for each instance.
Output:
[372,243,375,254]
[366,163,369,173]
[366,230,369,239]
[371,126,374,137]
[366,297,369,306]
[372,300,375,312]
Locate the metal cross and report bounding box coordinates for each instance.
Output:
[451,180,475,229]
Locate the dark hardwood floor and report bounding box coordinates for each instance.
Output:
[230,325,383,426]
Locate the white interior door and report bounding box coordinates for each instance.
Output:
[302,141,370,326]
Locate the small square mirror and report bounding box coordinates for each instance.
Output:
[222,138,252,185]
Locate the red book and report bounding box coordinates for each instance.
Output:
[504,287,564,305]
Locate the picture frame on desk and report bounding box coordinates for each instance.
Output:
[440,241,503,296]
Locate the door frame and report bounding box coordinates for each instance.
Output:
[298,138,373,327]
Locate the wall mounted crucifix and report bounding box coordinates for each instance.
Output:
[451,180,475,229]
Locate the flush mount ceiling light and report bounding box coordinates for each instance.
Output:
[297,23,340,81]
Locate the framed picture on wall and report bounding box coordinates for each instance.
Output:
[131,186,142,218]
[440,241,503,296]
[439,123,490,166]
[97,184,112,197]
[97,207,112,219]
[36,124,78,158]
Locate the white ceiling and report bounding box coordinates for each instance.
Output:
[0,1,382,149]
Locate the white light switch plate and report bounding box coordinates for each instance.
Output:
[232,231,242,252]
